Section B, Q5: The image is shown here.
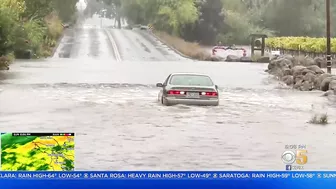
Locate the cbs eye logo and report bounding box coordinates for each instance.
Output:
[281,150,308,165]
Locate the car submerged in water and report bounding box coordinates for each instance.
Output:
[156,73,219,106]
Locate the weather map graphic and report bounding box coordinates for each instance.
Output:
[0,133,75,171]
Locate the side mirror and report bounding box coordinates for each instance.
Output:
[156,83,163,87]
[215,85,218,89]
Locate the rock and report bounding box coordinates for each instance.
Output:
[291,66,306,77]
[270,67,285,77]
[268,59,278,70]
[293,56,316,67]
[329,80,336,90]
[320,76,336,91]
[277,58,292,68]
[303,72,317,83]
[209,55,222,61]
[322,90,335,96]
[314,73,330,89]
[256,56,270,63]
[283,68,292,76]
[294,75,304,84]
[266,55,336,95]
[282,55,295,63]
[314,57,327,68]
[301,68,315,75]
[307,65,324,74]
[302,57,315,67]
[282,75,294,85]
[240,56,253,62]
[226,55,240,62]
[294,79,303,89]
[268,58,292,76]
[300,81,314,91]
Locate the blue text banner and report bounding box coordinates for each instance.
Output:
[0,171,334,180]
[0,171,335,189]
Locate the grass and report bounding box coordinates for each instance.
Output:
[309,113,329,125]
[153,31,213,61]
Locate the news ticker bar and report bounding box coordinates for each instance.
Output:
[11,133,75,136]
[0,172,335,180]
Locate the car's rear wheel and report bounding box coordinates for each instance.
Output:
[162,98,171,106]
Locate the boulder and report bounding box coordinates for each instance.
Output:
[268,58,291,73]
[256,56,270,63]
[302,57,315,67]
[240,56,253,62]
[294,79,303,89]
[294,75,304,84]
[301,68,315,75]
[282,68,292,76]
[270,67,285,77]
[225,55,240,62]
[320,76,336,91]
[314,57,327,68]
[282,55,295,63]
[300,81,314,91]
[282,75,294,85]
[329,80,336,90]
[266,55,336,95]
[303,72,317,83]
[291,66,306,77]
[209,55,223,61]
[314,73,332,89]
[307,65,324,74]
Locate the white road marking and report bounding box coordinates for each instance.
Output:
[104,29,122,62]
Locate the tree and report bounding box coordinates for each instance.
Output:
[184,0,225,45]
[52,0,78,23]
[22,0,53,20]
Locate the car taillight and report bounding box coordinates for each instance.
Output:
[201,92,218,96]
[167,90,185,95]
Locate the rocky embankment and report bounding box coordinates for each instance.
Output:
[266,55,336,96]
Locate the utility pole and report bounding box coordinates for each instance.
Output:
[326,0,332,74]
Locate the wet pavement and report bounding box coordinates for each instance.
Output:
[1,17,336,171]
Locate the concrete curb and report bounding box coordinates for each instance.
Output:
[148,30,194,60]
[51,27,69,58]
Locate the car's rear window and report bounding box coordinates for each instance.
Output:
[169,75,214,86]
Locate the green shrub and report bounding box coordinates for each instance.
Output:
[266,37,336,53]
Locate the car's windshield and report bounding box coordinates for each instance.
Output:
[169,75,214,86]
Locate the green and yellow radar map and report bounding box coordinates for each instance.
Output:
[0,133,75,171]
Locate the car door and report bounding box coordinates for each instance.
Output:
[159,74,171,101]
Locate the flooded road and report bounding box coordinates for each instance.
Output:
[1,18,336,171]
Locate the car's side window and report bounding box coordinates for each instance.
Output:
[163,74,171,85]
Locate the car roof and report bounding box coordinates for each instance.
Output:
[170,73,210,76]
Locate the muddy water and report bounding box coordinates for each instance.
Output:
[0,17,336,170]
[1,58,335,171]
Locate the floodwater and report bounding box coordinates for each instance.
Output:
[0,16,335,171]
